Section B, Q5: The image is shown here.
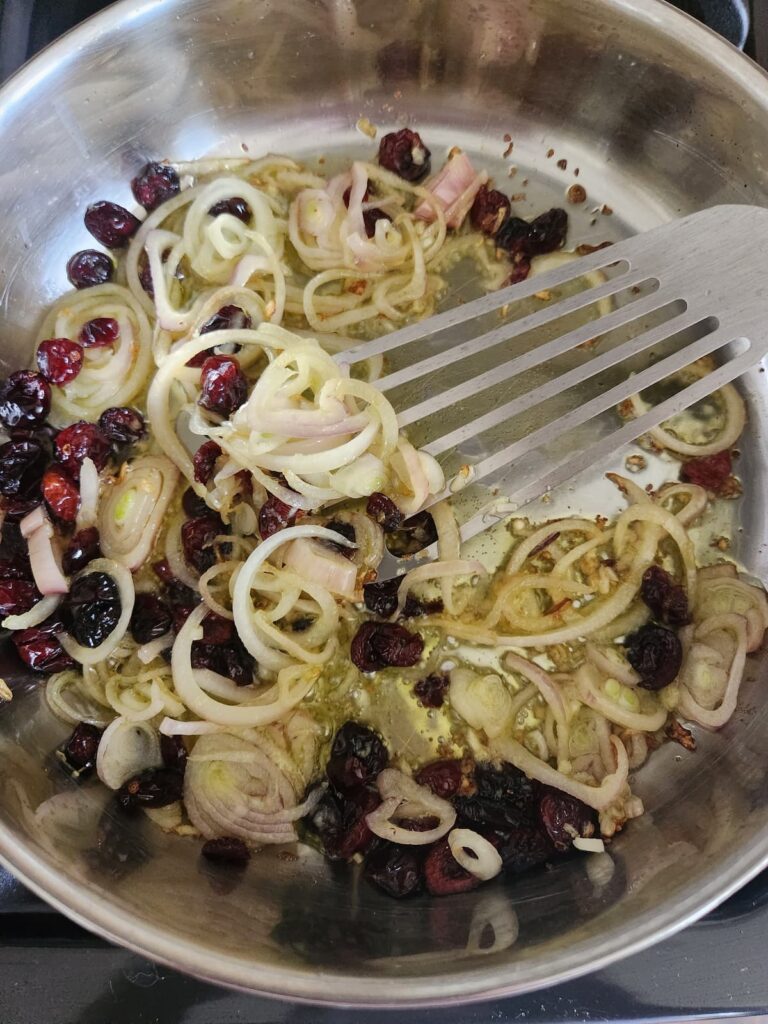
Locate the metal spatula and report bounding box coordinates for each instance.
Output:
[340,204,768,574]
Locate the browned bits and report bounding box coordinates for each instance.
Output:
[601,204,613,215]
[567,184,587,204]
[666,718,697,751]
[557,158,568,171]
[576,240,613,255]
[546,149,555,159]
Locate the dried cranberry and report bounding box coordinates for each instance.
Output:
[640,565,691,627]
[454,763,538,832]
[415,759,465,799]
[62,527,102,575]
[0,440,48,498]
[363,208,391,238]
[36,338,84,385]
[497,826,555,874]
[322,519,356,556]
[198,355,247,417]
[384,510,437,557]
[12,614,75,674]
[495,215,532,256]
[129,592,172,644]
[116,767,184,812]
[84,201,140,249]
[333,790,380,860]
[680,450,732,492]
[61,722,102,776]
[42,464,80,522]
[181,514,224,574]
[78,316,120,348]
[165,578,199,631]
[413,673,449,708]
[2,499,42,525]
[365,843,423,898]
[98,407,146,446]
[160,734,188,772]
[138,252,154,297]
[202,612,234,645]
[54,421,111,478]
[326,721,388,793]
[258,495,298,539]
[0,371,51,429]
[366,491,404,531]
[624,623,682,690]
[539,790,596,852]
[424,839,479,896]
[350,621,424,671]
[202,837,250,864]
[191,637,254,685]
[182,487,209,518]
[192,440,222,484]
[362,575,403,618]
[378,128,431,182]
[507,259,532,284]
[66,571,121,649]
[470,184,512,236]
[66,249,114,289]
[131,161,180,211]
[186,306,253,367]
[526,208,568,255]
[209,197,252,222]
[153,558,175,584]
[0,578,40,617]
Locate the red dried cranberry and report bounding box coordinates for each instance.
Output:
[131,162,180,211]
[192,440,222,484]
[98,406,146,447]
[365,843,423,898]
[42,464,80,522]
[624,623,682,689]
[497,826,555,874]
[84,201,140,249]
[181,514,224,574]
[326,721,389,793]
[0,371,51,429]
[116,767,184,812]
[495,215,531,256]
[363,574,403,617]
[182,487,210,517]
[2,498,43,524]
[191,637,254,685]
[186,305,252,367]
[202,612,235,645]
[350,621,423,671]
[12,614,75,674]
[258,495,298,539]
[507,258,532,284]
[415,759,465,800]
[378,128,431,182]
[363,208,390,238]
[130,592,172,644]
[384,510,437,557]
[640,565,691,627]
[424,839,479,896]
[66,249,114,289]
[335,789,380,860]
[413,673,449,708]
[62,527,101,575]
[470,184,512,236]
[208,197,252,222]
[526,208,568,255]
[0,578,40,617]
[36,338,84,385]
[198,355,247,417]
[165,578,199,631]
[61,722,103,775]
[160,734,188,772]
[454,763,538,832]
[78,316,120,348]
[54,421,111,478]
[680,449,732,492]
[202,837,250,864]
[66,571,121,649]
[153,558,175,583]
[366,491,403,531]
[0,440,48,498]
[539,790,596,852]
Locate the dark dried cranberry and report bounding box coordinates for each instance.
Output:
[363,574,403,618]
[366,491,404,531]
[182,487,209,517]
[640,565,691,627]
[117,767,184,812]
[131,161,180,211]
[384,510,437,557]
[365,843,423,898]
[192,440,222,484]
[495,215,532,255]
[191,637,254,685]
[454,763,538,832]
[66,571,121,649]
[61,722,102,776]
[334,789,380,860]
[471,184,512,236]
[378,128,431,181]
[160,734,188,772]
[507,258,532,284]
[497,826,555,874]
[198,355,247,417]
[66,249,114,289]
[1,499,42,525]
[78,316,120,348]
[42,464,80,522]
[0,440,48,498]
[181,514,224,574]
[202,612,234,645]
[415,759,465,799]
[258,495,298,539]
[130,592,172,644]
[327,721,388,793]
[62,527,101,575]
[539,790,596,852]
[323,519,356,556]
[186,306,253,367]
[36,338,84,385]
[350,621,424,671]
[526,208,568,255]
[424,838,479,896]
[680,449,732,492]
[0,578,40,617]
[98,407,146,446]
[153,558,175,584]
[413,673,449,708]
[12,614,75,674]
[209,197,252,222]
[624,623,682,690]
[84,201,140,249]
[202,837,250,864]
[54,421,111,478]
[363,208,391,238]
[138,252,154,297]
[165,578,199,631]
[0,371,51,429]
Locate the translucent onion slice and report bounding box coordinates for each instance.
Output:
[58,559,135,666]
[392,559,485,620]
[76,457,100,530]
[678,612,748,729]
[46,670,113,727]
[26,516,68,595]
[575,663,667,732]
[96,717,162,789]
[449,668,513,740]
[448,828,503,880]
[365,769,456,845]
[585,643,641,687]
[281,538,358,599]
[99,456,179,570]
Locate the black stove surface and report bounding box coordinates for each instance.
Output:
[0,1,767,1022]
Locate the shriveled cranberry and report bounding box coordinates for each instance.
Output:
[202,837,250,864]
[1,498,42,524]
[641,565,690,627]
[84,201,140,249]
[160,734,188,772]
[0,371,51,429]
[198,355,247,417]
[130,592,172,644]
[363,208,391,238]
[202,612,235,645]
[454,763,538,832]
[60,722,103,776]
[165,578,198,631]
[62,527,101,575]
[66,571,121,649]
[424,838,479,896]
[681,449,732,492]
[153,558,175,584]
[332,789,380,860]
[192,440,222,484]
[363,574,403,618]
[98,407,146,446]
[191,638,254,685]
[365,843,423,898]
[42,464,80,522]
[323,519,356,556]
[470,184,511,236]
[526,208,569,255]
[415,759,465,800]
[497,826,555,874]
[12,614,75,673]
[366,491,404,531]
[0,439,48,498]
[66,249,114,289]
[384,510,437,557]
[378,128,431,181]
[138,252,154,296]
[182,487,209,518]
[0,578,40,617]
[36,338,84,385]
[624,623,682,690]
[258,495,298,539]
[78,316,120,348]
[181,513,224,574]
[539,790,596,851]
[327,722,388,794]
[495,215,532,256]
[131,161,180,211]
[201,303,252,336]
[351,621,424,671]
[54,421,111,478]
[209,197,252,222]
[116,767,184,812]
[507,259,532,284]
[413,673,449,708]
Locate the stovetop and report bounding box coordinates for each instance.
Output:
[1,1,767,1022]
